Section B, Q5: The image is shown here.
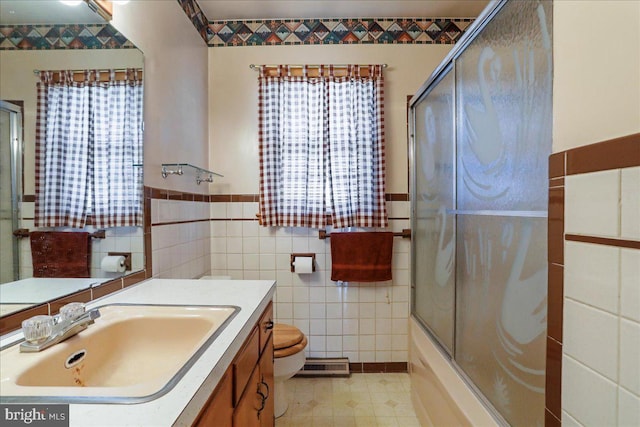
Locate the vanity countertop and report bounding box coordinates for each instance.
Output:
[0,278,276,427]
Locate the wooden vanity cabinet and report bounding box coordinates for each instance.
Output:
[193,302,274,427]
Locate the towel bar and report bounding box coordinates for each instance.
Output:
[318,229,411,240]
[13,229,106,239]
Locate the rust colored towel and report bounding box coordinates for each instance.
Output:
[30,231,91,278]
[330,232,394,282]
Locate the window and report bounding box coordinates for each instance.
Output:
[34,69,143,228]
[258,64,388,229]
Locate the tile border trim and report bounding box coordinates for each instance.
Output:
[544,132,640,426]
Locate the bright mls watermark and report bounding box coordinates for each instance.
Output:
[0,405,69,426]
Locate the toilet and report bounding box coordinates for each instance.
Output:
[273,323,307,418]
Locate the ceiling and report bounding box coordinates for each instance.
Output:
[0,0,491,26]
[198,0,491,21]
[0,1,106,25]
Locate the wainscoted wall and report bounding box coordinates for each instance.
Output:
[546,134,640,426]
[147,189,412,366]
[148,188,212,279]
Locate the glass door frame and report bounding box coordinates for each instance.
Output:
[1,100,24,281]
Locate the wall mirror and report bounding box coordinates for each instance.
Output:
[0,0,144,318]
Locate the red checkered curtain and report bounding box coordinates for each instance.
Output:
[35,70,143,228]
[258,65,388,229]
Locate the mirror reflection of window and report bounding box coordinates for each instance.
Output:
[34,68,143,229]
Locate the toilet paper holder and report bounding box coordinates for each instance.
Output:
[290,253,316,273]
[108,252,132,271]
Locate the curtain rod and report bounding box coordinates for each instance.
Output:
[33,68,142,75]
[249,64,387,71]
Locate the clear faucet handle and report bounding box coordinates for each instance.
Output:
[22,315,54,344]
[60,302,86,322]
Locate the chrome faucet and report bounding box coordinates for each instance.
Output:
[20,304,101,353]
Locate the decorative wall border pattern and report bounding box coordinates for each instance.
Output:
[207,18,474,47]
[0,24,135,50]
[176,0,212,43]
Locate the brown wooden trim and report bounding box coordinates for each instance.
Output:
[349,362,408,373]
[22,194,35,202]
[210,195,233,202]
[565,234,640,249]
[549,177,564,188]
[545,337,563,422]
[123,270,148,288]
[547,264,564,342]
[0,304,49,336]
[545,408,561,427]
[549,152,566,179]
[49,289,92,315]
[566,133,640,175]
[231,194,259,202]
[152,218,211,227]
[167,193,415,203]
[386,193,410,201]
[548,187,565,265]
[92,278,123,300]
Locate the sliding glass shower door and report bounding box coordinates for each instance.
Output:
[411,1,552,425]
[412,66,456,354]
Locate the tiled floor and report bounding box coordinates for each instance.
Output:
[275,373,420,427]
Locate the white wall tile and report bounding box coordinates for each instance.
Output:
[561,410,584,427]
[326,319,342,335]
[310,319,326,335]
[309,286,326,303]
[226,237,242,253]
[621,248,640,322]
[242,254,259,270]
[309,303,325,319]
[618,387,640,427]
[343,336,359,351]
[564,299,619,381]
[565,241,620,313]
[565,169,620,237]
[619,319,640,396]
[242,221,260,237]
[360,319,375,335]
[226,221,242,237]
[562,355,617,426]
[621,167,640,240]
[343,319,358,335]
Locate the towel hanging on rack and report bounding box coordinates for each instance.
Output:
[30,231,91,278]
[330,232,394,282]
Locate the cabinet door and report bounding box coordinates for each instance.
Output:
[193,367,233,427]
[258,302,274,353]
[233,365,261,427]
[259,334,274,427]
[233,326,260,405]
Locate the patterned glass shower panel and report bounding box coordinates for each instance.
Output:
[413,68,456,353]
[455,215,547,427]
[455,0,553,212]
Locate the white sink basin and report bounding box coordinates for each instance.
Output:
[0,304,239,403]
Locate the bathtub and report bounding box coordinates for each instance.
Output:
[409,317,498,427]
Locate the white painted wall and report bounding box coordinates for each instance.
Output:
[553,0,640,152]
[112,1,210,193]
[207,44,452,194]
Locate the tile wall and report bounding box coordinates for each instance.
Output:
[149,191,212,279]
[546,134,640,426]
[148,191,412,365]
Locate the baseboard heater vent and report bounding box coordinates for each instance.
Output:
[295,357,350,377]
